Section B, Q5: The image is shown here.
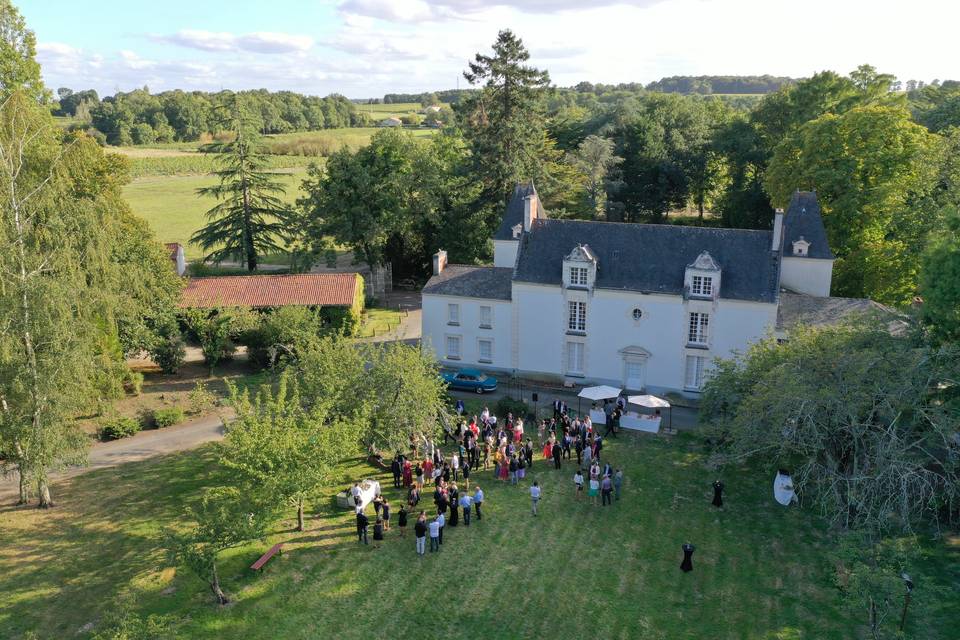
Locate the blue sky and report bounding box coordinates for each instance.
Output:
[19,0,959,98]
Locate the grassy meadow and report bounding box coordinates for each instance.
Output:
[122,167,310,251]
[1,430,956,639]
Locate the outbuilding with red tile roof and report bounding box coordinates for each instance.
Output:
[180,273,363,310]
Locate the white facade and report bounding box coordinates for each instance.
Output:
[780,256,833,297]
[422,295,513,370]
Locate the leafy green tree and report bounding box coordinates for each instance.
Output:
[191,97,291,271]
[182,307,257,373]
[459,30,551,215]
[0,1,46,101]
[221,373,360,531]
[567,134,622,219]
[765,105,944,303]
[164,486,265,605]
[701,322,960,535]
[359,342,448,455]
[919,207,960,342]
[299,128,419,274]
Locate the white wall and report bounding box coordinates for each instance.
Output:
[493,240,519,268]
[513,282,778,394]
[421,294,513,370]
[780,257,833,297]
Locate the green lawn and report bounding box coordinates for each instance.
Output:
[122,167,310,252]
[263,126,436,156]
[357,307,404,338]
[1,431,956,639]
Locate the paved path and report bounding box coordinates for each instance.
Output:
[0,411,231,501]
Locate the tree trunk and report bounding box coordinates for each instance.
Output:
[210,563,229,605]
[18,467,29,505]
[296,498,305,532]
[37,480,53,509]
[698,199,704,222]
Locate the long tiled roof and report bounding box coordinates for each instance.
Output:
[422,265,513,300]
[180,273,359,308]
[781,191,834,259]
[514,219,781,303]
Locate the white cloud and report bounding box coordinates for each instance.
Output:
[155,29,314,54]
[35,0,960,99]
[338,0,667,22]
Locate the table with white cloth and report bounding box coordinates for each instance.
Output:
[619,412,661,433]
[589,408,607,425]
[336,479,381,510]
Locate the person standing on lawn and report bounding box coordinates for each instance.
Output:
[356,509,369,545]
[530,481,541,516]
[460,490,472,525]
[402,459,413,488]
[398,504,408,537]
[449,483,460,527]
[462,460,471,490]
[373,518,384,544]
[436,511,446,546]
[414,511,427,555]
[509,455,518,485]
[552,440,563,470]
[474,486,484,520]
[516,453,526,483]
[589,476,600,506]
[415,462,424,489]
[451,452,460,481]
[574,470,584,500]
[391,456,402,488]
[381,498,391,531]
[428,515,440,553]
[601,473,613,506]
[614,469,623,501]
[524,439,534,468]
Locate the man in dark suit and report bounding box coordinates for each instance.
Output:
[553,398,562,420]
[356,510,369,545]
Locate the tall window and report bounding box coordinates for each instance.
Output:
[478,339,493,362]
[568,301,587,332]
[446,335,461,359]
[447,303,460,325]
[569,266,588,286]
[684,355,706,390]
[688,312,709,345]
[566,341,585,374]
[479,305,492,328]
[691,275,713,297]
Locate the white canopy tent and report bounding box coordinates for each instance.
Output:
[577,385,622,425]
[624,394,672,432]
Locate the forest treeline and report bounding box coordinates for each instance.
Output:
[54,87,370,145]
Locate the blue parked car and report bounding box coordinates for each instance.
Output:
[441,369,498,394]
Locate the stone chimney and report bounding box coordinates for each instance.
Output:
[771,208,784,251]
[432,249,448,275]
[523,193,540,232]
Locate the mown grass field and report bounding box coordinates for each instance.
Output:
[122,167,310,251]
[263,126,436,156]
[1,430,956,639]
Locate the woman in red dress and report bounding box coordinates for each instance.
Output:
[498,448,509,481]
[542,436,554,461]
[423,457,434,481]
[402,460,412,487]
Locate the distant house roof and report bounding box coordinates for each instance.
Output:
[180,273,359,309]
[776,291,908,335]
[422,265,513,301]
[514,219,781,303]
[493,182,543,241]
[781,191,834,259]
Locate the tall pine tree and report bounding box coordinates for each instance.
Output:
[192,96,290,271]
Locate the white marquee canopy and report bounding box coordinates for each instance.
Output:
[578,385,623,401]
[627,394,671,409]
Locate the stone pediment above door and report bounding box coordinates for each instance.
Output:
[619,345,652,360]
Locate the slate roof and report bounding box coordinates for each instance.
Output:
[422,265,513,300]
[781,191,834,259]
[180,273,360,308]
[514,219,781,303]
[776,291,908,335]
[493,182,542,241]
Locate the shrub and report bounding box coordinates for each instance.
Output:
[188,381,218,415]
[150,329,187,374]
[123,370,144,395]
[153,406,186,428]
[495,396,529,419]
[100,416,142,440]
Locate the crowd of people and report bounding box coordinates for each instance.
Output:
[353,400,626,554]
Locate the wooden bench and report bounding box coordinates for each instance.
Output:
[250,543,283,572]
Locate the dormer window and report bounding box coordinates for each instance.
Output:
[685,251,721,300]
[691,275,713,298]
[792,237,810,257]
[569,266,588,287]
